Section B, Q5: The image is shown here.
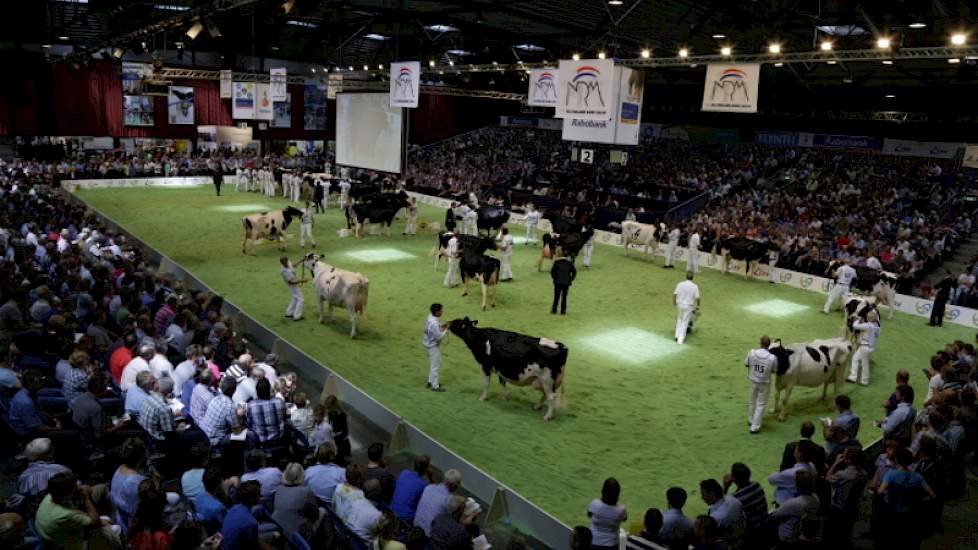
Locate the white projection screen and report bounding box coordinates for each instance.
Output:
[335,92,405,174]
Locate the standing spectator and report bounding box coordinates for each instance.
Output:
[414,469,462,536]
[364,443,396,505]
[308,403,333,447]
[722,463,766,544]
[879,385,916,447]
[391,454,432,524]
[325,395,351,463]
[769,441,817,505]
[875,448,936,549]
[550,252,576,315]
[929,271,954,327]
[824,447,868,547]
[823,394,860,443]
[588,477,627,550]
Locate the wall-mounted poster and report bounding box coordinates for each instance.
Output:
[121,62,154,95]
[123,95,155,126]
[232,82,255,119]
[220,70,233,98]
[271,94,291,128]
[167,86,195,125]
[255,83,274,121]
[303,84,327,130]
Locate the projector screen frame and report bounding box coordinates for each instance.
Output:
[334,92,409,175]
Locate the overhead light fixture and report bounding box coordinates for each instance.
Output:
[424,24,458,33]
[572,53,580,60]
[448,60,454,66]
[42,44,51,49]
[948,57,961,64]
[286,20,317,28]
[908,22,926,29]
[281,0,295,14]
[640,49,651,58]
[58,35,70,41]
[597,51,606,59]
[820,41,833,51]
[720,46,732,56]
[112,47,125,59]
[608,0,624,5]
[446,49,472,56]
[428,60,435,67]
[206,19,222,38]
[885,94,895,98]
[311,67,317,73]
[826,60,837,65]
[348,65,353,71]
[712,33,726,39]
[154,4,190,11]
[882,59,893,65]
[363,65,368,71]
[492,60,499,65]
[876,37,891,49]
[768,43,781,54]
[950,33,967,46]
[364,34,388,41]
[377,64,383,69]
[774,62,783,67]
[678,48,689,58]
[185,21,204,40]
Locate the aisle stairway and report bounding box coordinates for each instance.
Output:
[923,235,978,288]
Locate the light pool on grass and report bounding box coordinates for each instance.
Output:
[214,204,274,212]
[343,248,416,263]
[579,327,683,364]
[744,299,809,318]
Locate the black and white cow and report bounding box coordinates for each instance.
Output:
[352,191,411,238]
[348,182,381,200]
[838,264,898,320]
[719,236,777,276]
[458,235,500,310]
[448,317,568,421]
[620,220,660,257]
[844,296,882,336]
[432,231,454,271]
[768,337,853,421]
[475,205,511,235]
[241,206,303,255]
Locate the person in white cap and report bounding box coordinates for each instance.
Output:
[443,233,460,288]
[823,259,856,314]
[745,336,777,434]
[849,309,880,385]
[673,271,700,344]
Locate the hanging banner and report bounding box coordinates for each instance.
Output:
[303,84,327,130]
[527,68,559,107]
[811,134,882,150]
[219,70,233,98]
[964,145,978,169]
[499,116,562,130]
[881,139,963,159]
[555,58,616,120]
[701,63,761,113]
[123,95,154,126]
[255,83,274,121]
[616,67,644,145]
[121,62,154,95]
[232,82,255,119]
[389,61,421,108]
[327,74,343,100]
[167,86,195,125]
[271,93,291,128]
[270,68,288,102]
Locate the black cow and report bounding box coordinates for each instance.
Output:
[448,317,568,421]
[537,225,595,271]
[719,236,777,275]
[475,205,511,235]
[457,235,500,310]
[349,183,381,200]
[351,191,411,238]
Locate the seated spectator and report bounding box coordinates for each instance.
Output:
[768,440,817,505]
[690,515,725,550]
[699,479,744,547]
[240,449,282,506]
[120,345,153,392]
[625,508,664,550]
[60,350,90,404]
[171,344,200,398]
[333,463,366,523]
[148,343,174,380]
[659,486,694,549]
[199,375,243,447]
[373,510,407,550]
[0,512,30,550]
[272,463,319,538]
[391,453,431,524]
[430,494,477,550]
[35,472,117,548]
[130,478,172,550]
[288,392,314,439]
[189,367,217,424]
[304,441,347,505]
[325,395,351,462]
[246,378,287,444]
[588,477,627,550]
[110,437,149,529]
[7,369,67,444]
[181,442,210,501]
[254,354,279,386]
[124,370,153,420]
[722,462,766,542]
[137,375,176,441]
[364,442,396,505]
[194,465,230,533]
[347,479,383,545]
[16,438,70,498]
[221,480,274,550]
[228,361,259,405]
[414,468,463,536]
[769,470,820,545]
[308,403,333,448]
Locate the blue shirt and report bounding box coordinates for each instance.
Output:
[304,463,346,504]
[241,467,282,503]
[391,470,428,523]
[8,389,44,437]
[110,470,147,517]
[181,469,205,501]
[834,410,860,439]
[882,469,930,514]
[659,508,693,547]
[413,483,451,536]
[883,402,915,441]
[124,385,148,418]
[194,492,228,527]
[220,504,258,550]
[768,462,816,505]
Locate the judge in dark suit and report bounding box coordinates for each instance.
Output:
[444,203,457,233]
[211,162,224,196]
[550,252,577,315]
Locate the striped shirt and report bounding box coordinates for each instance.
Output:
[17,461,70,496]
[732,481,768,531]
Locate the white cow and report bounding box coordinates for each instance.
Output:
[872,276,897,320]
[620,220,659,257]
[301,253,369,338]
[241,206,303,255]
[768,337,853,421]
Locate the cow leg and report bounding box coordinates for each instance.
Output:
[479,374,490,401]
[777,385,794,421]
[537,374,556,421]
[821,381,829,401]
[328,302,335,322]
[317,297,325,323]
[242,234,248,254]
[348,306,357,339]
[461,277,469,297]
[480,280,488,311]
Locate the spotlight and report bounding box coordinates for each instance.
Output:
[720,46,732,56]
[492,60,499,65]
[948,57,961,64]
[885,94,895,98]
[363,65,368,71]
[678,48,689,58]
[58,35,70,41]
[448,60,454,66]
[206,19,222,38]
[881,59,893,65]
[42,44,51,49]
[908,22,926,29]
[768,43,781,54]
[712,33,726,39]
[348,66,353,71]
[826,60,837,65]
[378,64,383,69]
[282,0,295,14]
[820,41,833,51]
[572,53,580,60]
[876,37,891,49]
[597,51,606,59]
[111,47,125,59]
[428,60,435,67]
[311,67,316,73]
[640,49,650,58]
[950,33,967,46]
[608,0,623,4]
[186,21,204,40]
[774,62,783,67]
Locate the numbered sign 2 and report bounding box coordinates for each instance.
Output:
[580,148,594,164]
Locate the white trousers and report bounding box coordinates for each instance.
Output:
[665,243,677,266]
[769,266,778,283]
[849,346,873,385]
[285,286,303,319]
[526,223,537,242]
[687,248,699,273]
[500,252,513,280]
[444,258,459,287]
[749,382,770,431]
[405,216,417,235]
[823,283,849,313]
[427,346,441,388]
[234,175,242,192]
[675,304,693,343]
[464,220,477,235]
[291,185,301,203]
[582,242,593,267]
[300,223,315,247]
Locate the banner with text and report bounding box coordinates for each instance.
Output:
[121,62,154,95]
[562,66,644,145]
[219,70,232,98]
[499,116,562,130]
[965,145,978,169]
[271,94,291,128]
[167,86,195,125]
[701,63,761,113]
[269,68,288,101]
[389,61,420,108]
[754,130,815,147]
[882,139,963,159]
[527,68,559,107]
[555,58,616,120]
[811,134,882,150]
[232,82,255,119]
[255,83,274,121]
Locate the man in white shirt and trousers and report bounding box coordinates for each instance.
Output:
[280,256,305,321]
[582,229,594,268]
[849,309,880,386]
[498,228,514,281]
[673,271,700,344]
[687,228,701,273]
[525,206,540,244]
[443,233,460,287]
[299,202,316,248]
[338,179,351,207]
[422,303,449,392]
[291,173,303,203]
[235,167,244,192]
[823,259,856,314]
[745,335,777,433]
[664,225,680,268]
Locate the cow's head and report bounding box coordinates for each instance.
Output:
[447,317,479,339]
[301,252,321,270]
[282,206,303,226]
[768,339,794,376]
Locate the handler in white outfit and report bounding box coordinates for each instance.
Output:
[768,242,780,284]
[338,179,351,206]
[421,303,448,392]
[582,229,594,268]
[745,336,777,433]
[498,228,514,280]
[464,208,478,236]
[687,229,701,273]
[823,260,857,313]
[291,173,302,203]
[673,271,700,344]
[849,309,880,385]
[280,257,305,321]
[525,207,540,243]
[299,202,316,248]
[664,226,680,267]
[443,233,460,287]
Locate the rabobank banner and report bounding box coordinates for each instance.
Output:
[562,66,642,145]
[811,134,882,150]
[882,139,963,159]
[499,116,561,130]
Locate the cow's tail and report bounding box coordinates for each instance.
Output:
[354,280,369,319]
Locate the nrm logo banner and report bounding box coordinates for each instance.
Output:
[533,72,557,101]
[393,67,414,98]
[710,68,750,103]
[565,66,605,108]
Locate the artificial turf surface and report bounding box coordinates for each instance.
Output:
[75,185,973,528]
